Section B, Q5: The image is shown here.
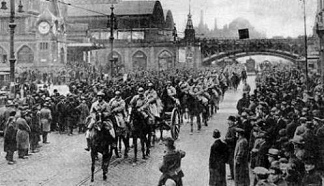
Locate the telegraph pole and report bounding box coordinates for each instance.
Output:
[109,4,115,79]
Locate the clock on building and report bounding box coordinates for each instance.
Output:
[38,21,50,35]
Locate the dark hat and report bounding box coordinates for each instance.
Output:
[212,129,221,139]
[227,115,236,122]
[163,137,175,148]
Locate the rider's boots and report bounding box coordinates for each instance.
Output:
[85,139,90,151]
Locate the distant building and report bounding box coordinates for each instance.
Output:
[0,0,67,83]
[65,0,202,76]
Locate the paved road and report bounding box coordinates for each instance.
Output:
[0,76,255,186]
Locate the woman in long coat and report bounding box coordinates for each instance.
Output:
[234,128,250,186]
[16,111,31,158]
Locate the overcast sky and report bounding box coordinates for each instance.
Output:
[160,0,317,38]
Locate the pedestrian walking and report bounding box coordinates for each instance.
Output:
[234,127,250,186]
[158,137,186,186]
[209,129,229,186]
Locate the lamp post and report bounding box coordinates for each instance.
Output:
[1,0,23,97]
[109,4,115,79]
[303,0,309,90]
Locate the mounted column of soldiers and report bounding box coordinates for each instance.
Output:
[2,67,239,165]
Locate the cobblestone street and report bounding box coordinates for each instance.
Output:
[0,76,255,186]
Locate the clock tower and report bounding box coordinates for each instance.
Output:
[35,1,66,71]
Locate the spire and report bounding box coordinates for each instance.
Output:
[186,0,193,30]
[214,18,218,30]
[189,0,191,15]
[200,10,204,26]
[184,0,195,43]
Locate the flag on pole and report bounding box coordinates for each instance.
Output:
[238,28,249,39]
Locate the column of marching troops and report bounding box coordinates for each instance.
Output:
[2,66,246,166]
[209,67,324,186]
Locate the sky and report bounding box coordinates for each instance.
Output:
[159,0,317,38]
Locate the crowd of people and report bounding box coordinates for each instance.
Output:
[209,66,324,186]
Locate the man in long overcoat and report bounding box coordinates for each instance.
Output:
[30,106,41,153]
[225,115,237,180]
[209,129,229,186]
[4,111,17,164]
[234,127,250,186]
[16,110,31,159]
[39,102,52,143]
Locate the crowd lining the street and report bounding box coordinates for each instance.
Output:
[209,66,324,186]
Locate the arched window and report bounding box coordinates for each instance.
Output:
[132,51,147,71]
[17,45,34,64]
[0,47,7,63]
[158,50,172,70]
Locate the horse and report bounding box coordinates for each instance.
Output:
[129,107,151,162]
[180,92,204,133]
[88,113,114,182]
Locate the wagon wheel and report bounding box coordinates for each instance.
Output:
[170,108,181,140]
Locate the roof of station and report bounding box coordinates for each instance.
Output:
[66,0,161,17]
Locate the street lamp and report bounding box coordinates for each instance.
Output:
[302,0,309,90]
[109,4,117,79]
[1,0,23,97]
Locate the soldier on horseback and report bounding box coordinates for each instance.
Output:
[108,90,128,158]
[85,91,114,151]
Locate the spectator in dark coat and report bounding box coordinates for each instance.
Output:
[209,129,229,186]
[302,158,323,186]
[3,111,17,165]
[225,115,237,180]
[234,127,250,186]
[236,93,249,115]
[16,111,31,159]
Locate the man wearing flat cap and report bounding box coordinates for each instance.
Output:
[253,167,272,186]
[209,129,229,186]
[234,127,250,186]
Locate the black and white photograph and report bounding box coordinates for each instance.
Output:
[0,0,323,185]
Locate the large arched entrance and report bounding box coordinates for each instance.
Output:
[158,50,173,71]
[0,46,7,63]
[17,45,34,64]
[132,51,147,71]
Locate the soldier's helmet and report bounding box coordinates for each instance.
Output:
[148,82,154,87]
[97,91,105,97]
[138,87,144,94]
[115,90,121,95]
